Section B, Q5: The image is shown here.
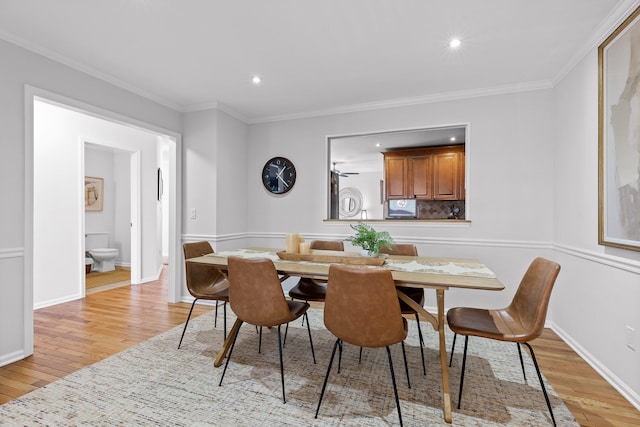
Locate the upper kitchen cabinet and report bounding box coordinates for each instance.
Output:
[383,145,465,201]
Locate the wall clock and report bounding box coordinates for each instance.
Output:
[262,156,296,194]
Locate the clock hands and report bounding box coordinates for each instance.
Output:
[275,166,289,187]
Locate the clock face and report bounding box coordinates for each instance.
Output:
[262,157,296,194]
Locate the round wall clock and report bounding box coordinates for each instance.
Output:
[262,156,296,194]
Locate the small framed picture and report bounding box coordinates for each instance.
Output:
[85,176,104,212]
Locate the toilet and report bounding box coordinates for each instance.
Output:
[86,233,119,272]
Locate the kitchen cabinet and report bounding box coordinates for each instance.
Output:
[383,145,464,201]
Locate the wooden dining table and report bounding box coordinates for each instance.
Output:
[186,248,504,424]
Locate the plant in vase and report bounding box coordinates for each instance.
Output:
[345,223,395,257]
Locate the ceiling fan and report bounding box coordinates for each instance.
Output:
[332,162,360,178]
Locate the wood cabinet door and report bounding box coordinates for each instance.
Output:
[433,152,460,199]
[385,157,408,199]
[410,155,432,199]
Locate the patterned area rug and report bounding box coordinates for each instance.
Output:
[0,308,578,426]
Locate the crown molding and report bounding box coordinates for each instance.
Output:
[553,0,640,85]
[0,29,183,112]
[247,81,553,124]
[180,101,249,123]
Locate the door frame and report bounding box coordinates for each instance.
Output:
[24,85,182,356]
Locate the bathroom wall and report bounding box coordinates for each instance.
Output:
[84,145,132,267]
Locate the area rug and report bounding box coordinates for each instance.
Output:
[0,308,578,426]
[85,268,130,289]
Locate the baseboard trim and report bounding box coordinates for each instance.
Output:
[34,292,83,310]
[549,321,640,411]
[0,349,29,368]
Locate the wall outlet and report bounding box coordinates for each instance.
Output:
[190,208,196,219]
[626,325,636,351]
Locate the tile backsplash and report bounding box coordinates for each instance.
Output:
[417,200,465,220]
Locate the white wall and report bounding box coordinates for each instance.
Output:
[215,110,249,242]
[553,49,640,407]
[33,100,163,308]
[182,109,219,239]
[182,109,248,243]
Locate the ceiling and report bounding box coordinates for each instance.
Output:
[0,0,628,123]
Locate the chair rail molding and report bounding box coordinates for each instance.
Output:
[553,243,640,275]
[0,247,25,259]
[182,232,249,243]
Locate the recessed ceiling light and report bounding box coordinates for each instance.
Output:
[375,143,382,147]
[252,75,262,85]
[450,137,456,142]
[449,38,461,48]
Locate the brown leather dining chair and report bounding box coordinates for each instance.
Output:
[179,241,229,349]
[447,257,561,426]
[315,264,409,426]
[219,256,316,404]
[288,239,344,303]
[379,243,427,375]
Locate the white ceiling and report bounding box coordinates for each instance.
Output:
[0,0,630,122]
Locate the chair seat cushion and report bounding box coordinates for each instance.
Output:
[286,300,310,322]
[447,306,528,342]
[288,278,326,301]
[398,286,424,314]
[190,284,229,301]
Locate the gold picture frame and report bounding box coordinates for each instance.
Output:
[598,6,640,251]
[85,176,104,212]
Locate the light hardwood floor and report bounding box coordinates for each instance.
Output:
[1,271,639,426]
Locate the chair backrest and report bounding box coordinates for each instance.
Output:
[378,244,418,256]
[183,242,226,295]
[508,257,561,340]
[324,264,407,348]
[227,257,293,327]
[310,240,344,251]
[183,241,214,259]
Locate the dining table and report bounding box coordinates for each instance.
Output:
[186,247,504,424]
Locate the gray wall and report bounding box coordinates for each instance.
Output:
[0,37,180,366]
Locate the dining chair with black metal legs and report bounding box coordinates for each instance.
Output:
[287,240,344,305]
[447,257,561,426]
[179,242,229,349]
[315,264,409,426]
[379,243,427,375]
[283,240,344,345]
[219,256,316,404]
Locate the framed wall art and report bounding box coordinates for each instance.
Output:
[85,176,104,212]
[598,6,640,251]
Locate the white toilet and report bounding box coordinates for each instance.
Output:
[86,233,119,272]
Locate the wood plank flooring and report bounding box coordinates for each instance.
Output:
[1,270,639,426]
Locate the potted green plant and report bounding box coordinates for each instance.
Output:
[345,223,395,257]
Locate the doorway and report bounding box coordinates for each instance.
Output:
[30,94,179,310]
[83,142,140,292]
